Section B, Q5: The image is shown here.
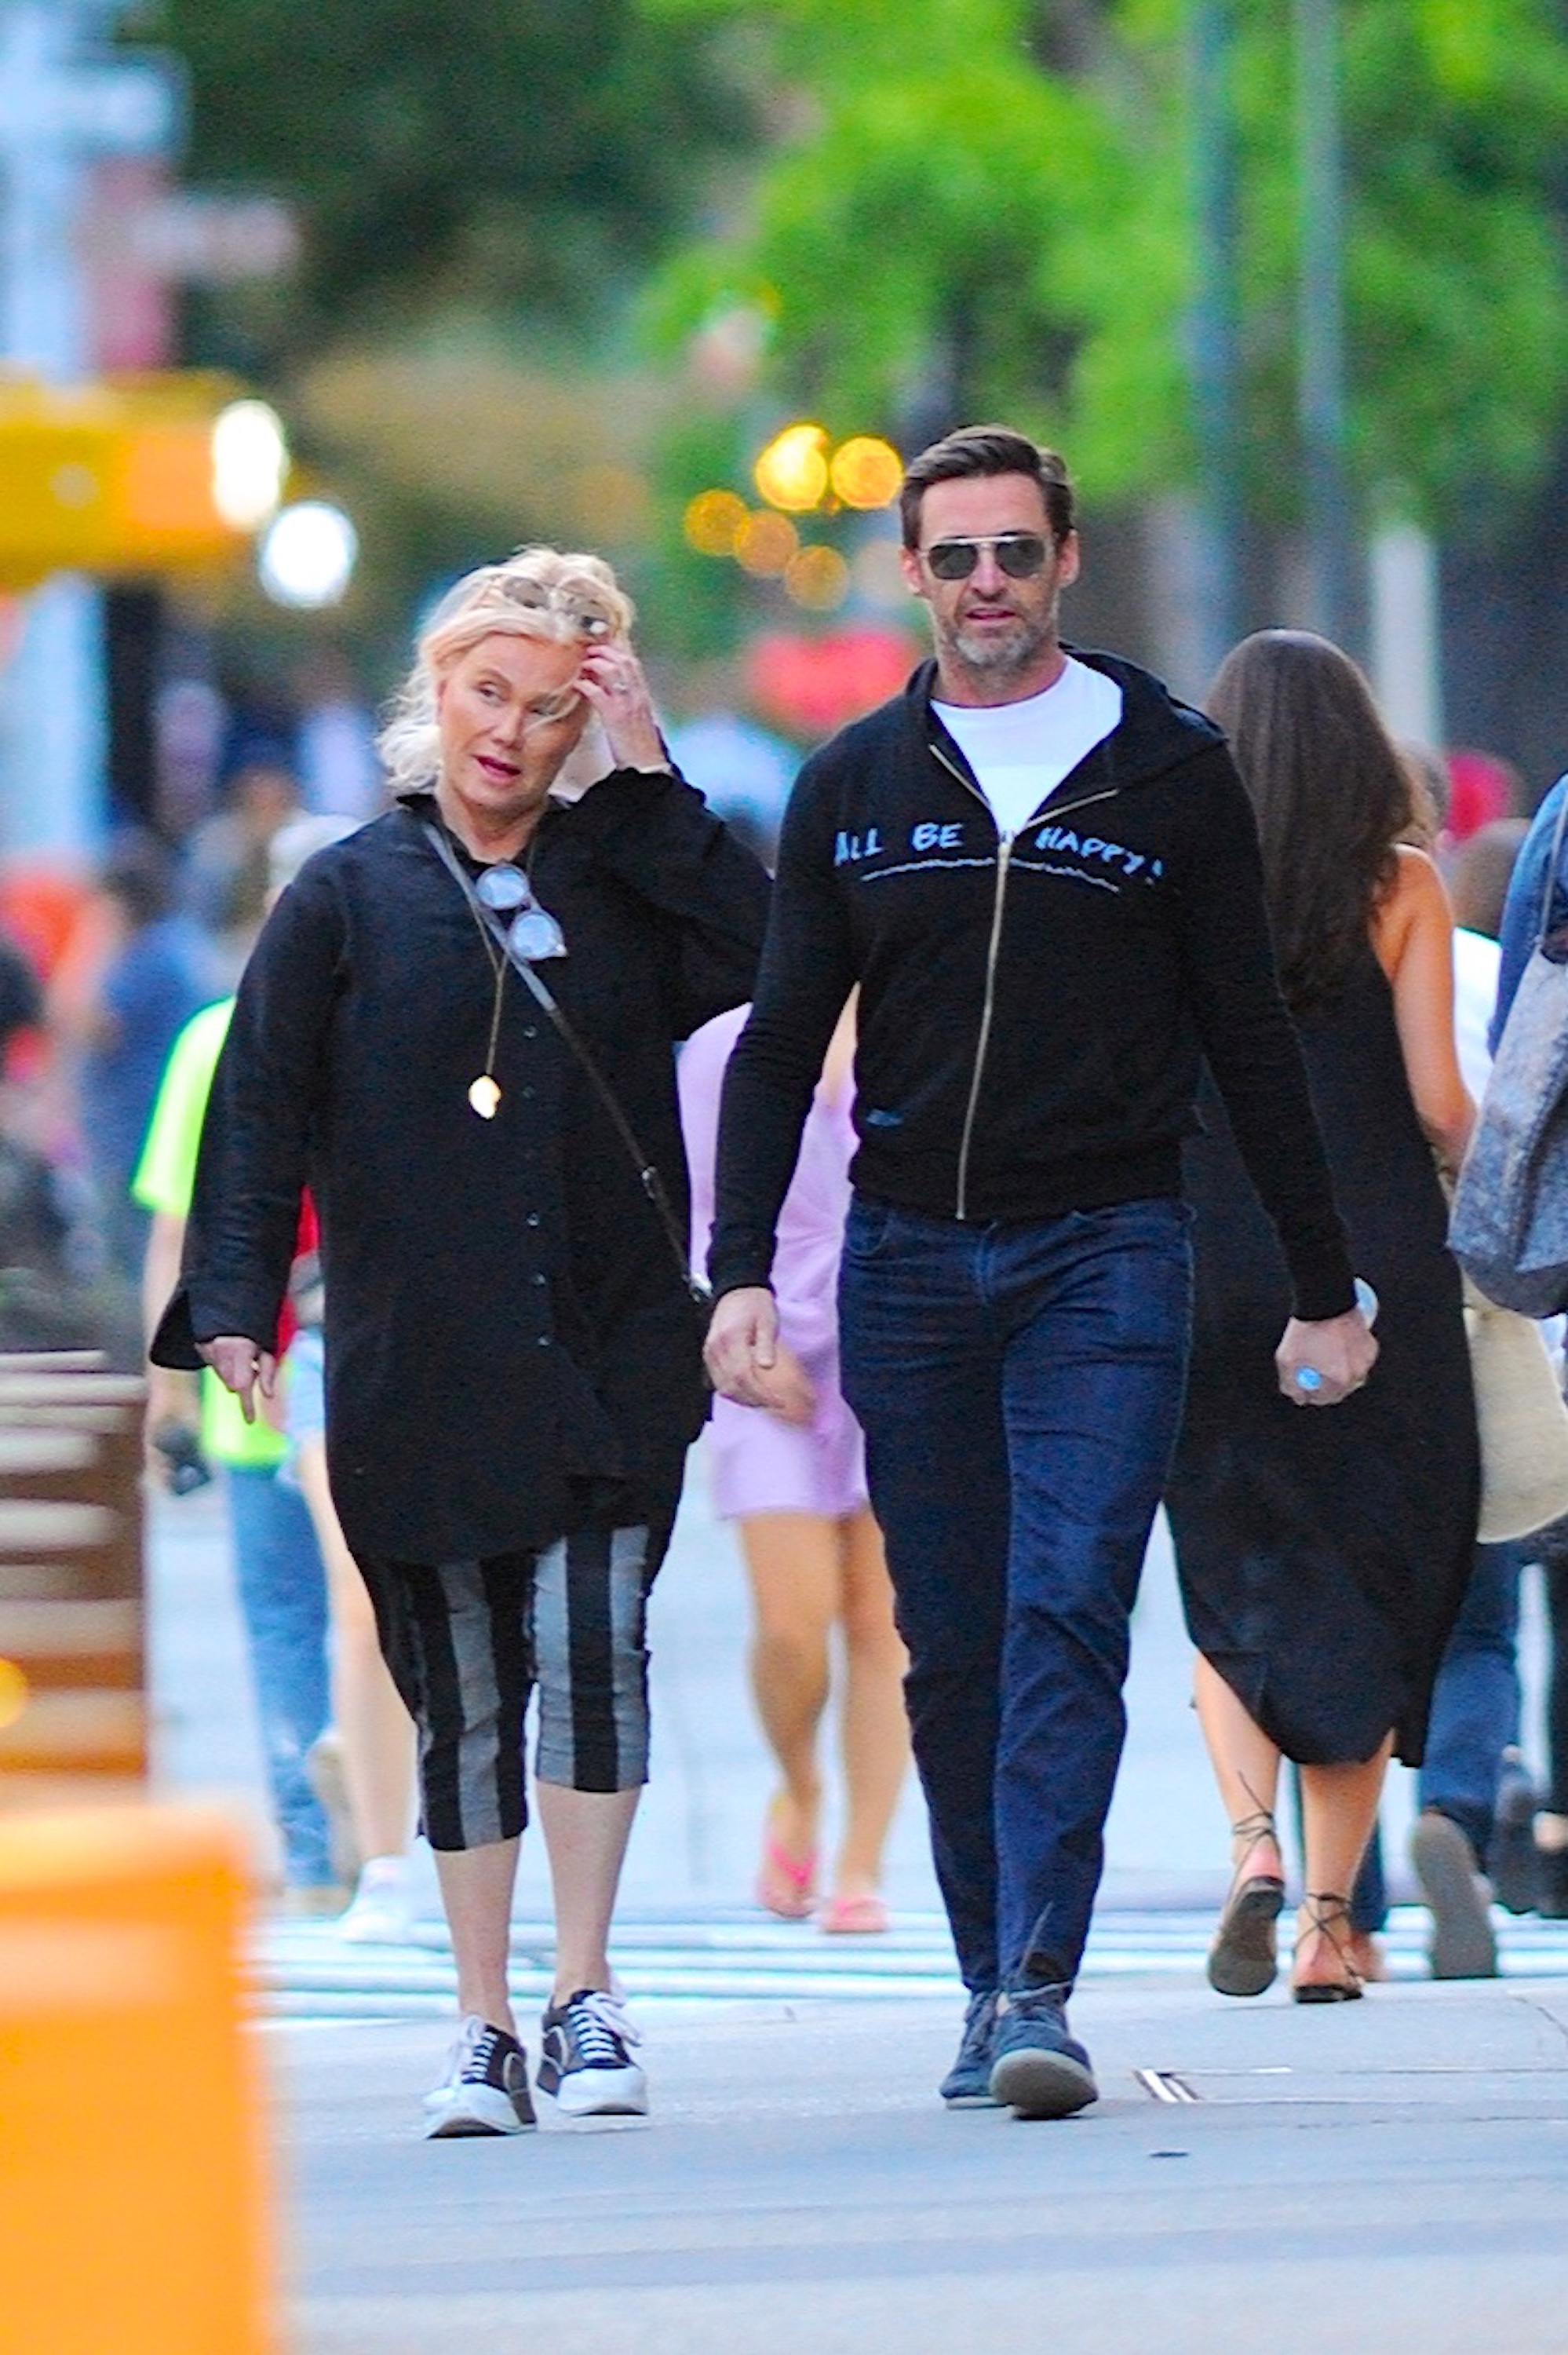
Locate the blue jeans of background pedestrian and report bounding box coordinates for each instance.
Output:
[224,1461,334,1889]
[838,1194,1193,1995]
[1350,1539,1521,1930]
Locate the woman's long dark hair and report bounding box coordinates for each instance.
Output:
[1206,630,1413,1013]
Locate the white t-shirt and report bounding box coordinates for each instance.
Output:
[933,659,1124,840]
[1453,926,1500,1101]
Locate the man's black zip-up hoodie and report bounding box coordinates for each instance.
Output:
[709,649,1356,1323]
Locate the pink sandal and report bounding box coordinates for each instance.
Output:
[756,1824,817,1920]
[819,1893,891,1936]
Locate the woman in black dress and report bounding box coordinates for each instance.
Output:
[155,550,769,2130]
[1166,631,1477,2002]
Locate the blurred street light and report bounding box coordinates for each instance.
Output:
[783,545,849,610]
[754,422,829,513]
[734,509,799,578]
[828,436,902,510]
[257,499,357,608]
[210,397,287,530]
[683,487,748,557]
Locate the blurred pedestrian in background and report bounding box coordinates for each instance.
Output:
[1347,804,1533,1978]
[139,814,413,1926]
[1169,630,1477,2004]
[152,548,768,2138]
[183,756,304,981]
[49,828,219,1285]
[706,428,1372,2120]
[1492,768,1568,1918]
[284,1230,420,1945]
[681,994,909,1936]
[135,823,348,1912]
[294,650,385,821]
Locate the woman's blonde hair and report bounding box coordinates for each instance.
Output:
[377,546,636,800]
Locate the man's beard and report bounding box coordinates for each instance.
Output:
[939,604,1055,681]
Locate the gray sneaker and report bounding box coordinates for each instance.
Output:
[989,1984,1098,2119]
[939,1988,1001,2107]
[1488,1752,1540,1916]
[1410,1810,1497,1978]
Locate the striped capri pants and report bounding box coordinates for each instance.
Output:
[355,1517,672,1852]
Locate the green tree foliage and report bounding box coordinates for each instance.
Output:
[642,0,1568,527]
[124,0,759,346]
[116,0,768,648]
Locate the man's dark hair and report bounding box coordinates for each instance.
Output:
[899,425,1074,550]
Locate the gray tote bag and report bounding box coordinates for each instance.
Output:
[1450,790,1568,1315]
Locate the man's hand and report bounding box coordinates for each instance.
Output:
[199,1334,276,1425]
[752,1338,817,1426]
[703,1285,782,1406]
[1275,1308,1378,1408]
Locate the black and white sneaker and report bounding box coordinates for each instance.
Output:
[422,2014,536,2138]
[538,1986,648,2117]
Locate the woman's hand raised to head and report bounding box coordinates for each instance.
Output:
[574,645,667,774]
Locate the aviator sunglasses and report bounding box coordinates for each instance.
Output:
[496,572,615,641]
[921,532,1051,582]
[476,862,568,961]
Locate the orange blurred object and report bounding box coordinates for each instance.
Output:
[0,1804,275,2353]
[0,863,92,981]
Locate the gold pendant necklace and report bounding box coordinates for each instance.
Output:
[461,894,508,1119]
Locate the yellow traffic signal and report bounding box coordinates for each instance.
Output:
[0,374,286,590]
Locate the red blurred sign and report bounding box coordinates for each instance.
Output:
[744,626,921,741]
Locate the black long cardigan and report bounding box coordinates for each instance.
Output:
[152,771,770,1563]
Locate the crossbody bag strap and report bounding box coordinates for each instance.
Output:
[421,818,709,1302]
[1535,785,1568,955]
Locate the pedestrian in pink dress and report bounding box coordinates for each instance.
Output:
[680,996,910,1932]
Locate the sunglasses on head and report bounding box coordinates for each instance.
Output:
[476,862,568,961]
[921,532,1051,582]
[496,574,615,640]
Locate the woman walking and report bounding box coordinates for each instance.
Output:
[1167,630,1477,2003]
[681,995,910,1933]
[154,549,768,2131]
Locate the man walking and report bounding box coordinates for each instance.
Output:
[704,425,1376,2119]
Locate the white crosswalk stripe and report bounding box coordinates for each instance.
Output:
[252,1905,1568,2024]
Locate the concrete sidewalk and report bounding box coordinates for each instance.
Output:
[269,1973,1568,2355]
[147,1466,1568,2353]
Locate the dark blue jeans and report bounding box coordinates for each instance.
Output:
[838,1195,1193,1993]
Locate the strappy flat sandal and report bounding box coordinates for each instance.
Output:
[1207,1806,1287,1997]
[1291,1891,1365,2004]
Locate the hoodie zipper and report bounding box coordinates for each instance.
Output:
[930,737,1122,1221]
